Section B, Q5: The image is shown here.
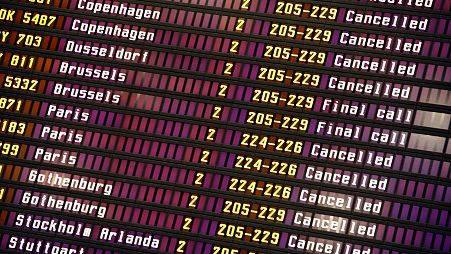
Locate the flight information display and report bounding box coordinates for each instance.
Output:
[0,0,449,253]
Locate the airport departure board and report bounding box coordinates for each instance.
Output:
[0,0,450,253]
